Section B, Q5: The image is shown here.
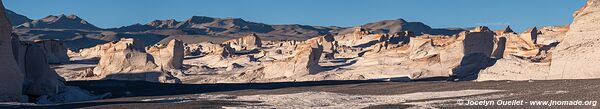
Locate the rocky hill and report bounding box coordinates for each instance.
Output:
[16,14,101,30]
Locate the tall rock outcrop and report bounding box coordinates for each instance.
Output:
[550,0,600,79]
[92,38,162,81]
[223,33,262,51]
[439,26,495,80]
[0,0,25,102]
[319,34,337,60]
[13,40,65,97]
[263,38,323,79]
[34,40,70,64]
[496,30,540,58]
[147,39,184,70]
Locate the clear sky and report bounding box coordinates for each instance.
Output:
[3,0,586,31]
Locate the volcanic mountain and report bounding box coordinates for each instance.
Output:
[16,14,100,30]
[109,16,337,40]
[334,19,465,35]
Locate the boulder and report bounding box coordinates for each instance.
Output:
[550,0,600,79]
[147,39,184,69]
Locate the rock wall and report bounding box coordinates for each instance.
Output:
[0,0,25,102]
[550,0,600,79]
[13,41,65,96]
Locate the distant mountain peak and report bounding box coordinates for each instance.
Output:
[17,14,100,30]
[187,16,216,24]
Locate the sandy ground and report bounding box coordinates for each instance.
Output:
[1,79,600,109]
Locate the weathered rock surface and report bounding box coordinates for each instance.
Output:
[147,39,185,70]
[550,0,600,79]
[13,41,65,96]
[223,33,262,51]
[263,38,323,79]
[92,38,163,82]
[33,40,70,64]
[0,0,25,101]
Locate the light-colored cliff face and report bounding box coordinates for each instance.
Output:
[0,0,25,102]
[550,0,600,79]
[147,39,184,70]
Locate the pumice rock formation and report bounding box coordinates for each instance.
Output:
[263,38,323,79]
[0,1,102,103]
[13,40,65,97]
[147,39,185,70]
[90,38,181,83]
[319,34,338,60]
[92,38,160,80]
[222,33,262,51]
[0,0,25,102]
[439,26,495,80]
[550,0,600,79]
[33,40,70,64]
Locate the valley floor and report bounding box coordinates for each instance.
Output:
[2,79,599,109]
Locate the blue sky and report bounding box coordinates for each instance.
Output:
[4,0,586,31]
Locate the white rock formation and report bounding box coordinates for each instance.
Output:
[147,39,184,70]
[319,34,337,60]
[223,33,262,51]
[92,38,165,82]
[263,38,323,79]
[550,0,600,79]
